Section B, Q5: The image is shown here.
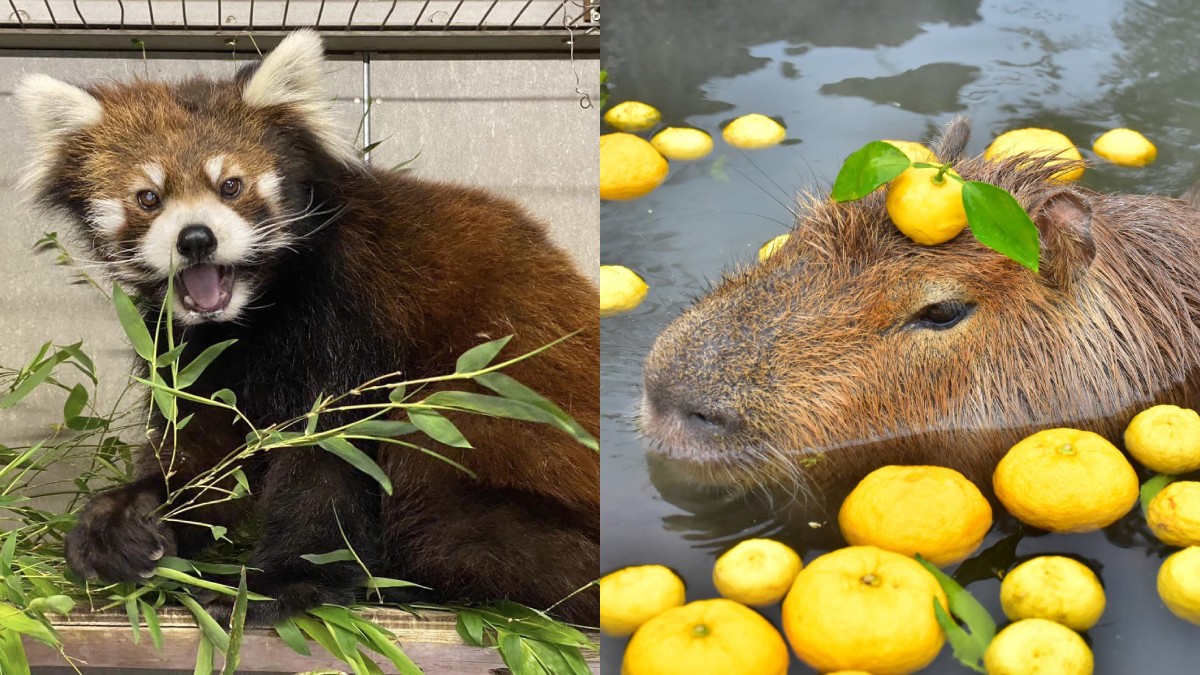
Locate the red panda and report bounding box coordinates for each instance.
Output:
[17,30,599,624]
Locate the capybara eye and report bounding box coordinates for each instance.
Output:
[910,300,974,330]
[136,190,160,210]
[220,178,242,198]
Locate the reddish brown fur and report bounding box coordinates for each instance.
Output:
[643,117,1200,498]
[28,39,599,623]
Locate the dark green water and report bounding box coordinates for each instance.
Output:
[600,0,1200,672]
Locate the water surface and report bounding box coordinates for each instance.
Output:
[601,1,1200,672]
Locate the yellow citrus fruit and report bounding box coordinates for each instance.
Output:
[838,465,992,566]
[758,234,790,262]
[599,265,649,318]
[885,166,968,245]
[781,545,948,675]
[993,428,1139,533]
[1158,546,1200,625]
[604,100,661,132]
[722,114,787,150]
[1148,481,1200,547]
[1123,404,1200,475]
[651,127,713,161]
[827,672,874,675]
[600,133,668,201]
[983,618,1094,675]
[599,564,685,637]
[621,598,789,675]
[712,539,802,607]
[881,139,939,164]
[999,556,1105,631]
[1093,128,1157,167]
[984,128,1084,182]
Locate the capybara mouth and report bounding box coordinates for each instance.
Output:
[175,264,236,315]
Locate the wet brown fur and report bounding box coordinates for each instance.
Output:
[644,117,1200,498]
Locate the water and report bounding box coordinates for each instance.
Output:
[600,0,1200,672]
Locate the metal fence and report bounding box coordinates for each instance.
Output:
[0,0,599,51]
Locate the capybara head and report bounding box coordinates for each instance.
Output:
[642,117,1200,494]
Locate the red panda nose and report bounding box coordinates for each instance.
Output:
[177,225,217,261]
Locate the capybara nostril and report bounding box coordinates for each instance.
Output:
[646,377,744,437]
[177,224,217,260]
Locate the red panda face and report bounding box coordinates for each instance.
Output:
[17,30,358,325]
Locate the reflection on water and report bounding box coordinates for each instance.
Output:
[602,0,1200,672]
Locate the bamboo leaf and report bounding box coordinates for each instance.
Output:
[363,577,429,591]
[962,181,1041,272]
[408,409,471,449]
[301,549,357,565]
[179,594,230,653]
[125,595,141,645]
[155,567,272,601]
[456,336,513,374]
[457,611,485,647]
[193,635,214,675]
[141,600,165,652]
[347,419,417,439]
[27,595,73,615]
[316,438,393,496]
[355,620,423,675]
[831,141,912,202]
[176,340,237,390]
[221,568,249,675]
[62,384,88,421]
[0,358,57,410]
[274,618,311,656]
[112,285,155,362]
[0,603,56,646]
[0,628,32,675]
[155,343,188,369]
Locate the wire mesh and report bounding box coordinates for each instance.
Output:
[0,0,598,32]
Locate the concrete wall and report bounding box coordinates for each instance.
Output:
[0,48,598,451]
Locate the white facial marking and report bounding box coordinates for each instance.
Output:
[142,163,165,190]
[139,196,255,275]
[85,198,126,236]
[257,171,283,206]
[205,156,225,186]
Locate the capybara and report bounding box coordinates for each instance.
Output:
[642,116,1200,496]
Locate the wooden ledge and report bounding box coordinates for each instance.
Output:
[25,608,600,673]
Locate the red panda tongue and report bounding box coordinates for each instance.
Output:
[179,264,225,312]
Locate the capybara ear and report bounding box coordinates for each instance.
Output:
[933,115,972,164]
[1031,188,1095,288]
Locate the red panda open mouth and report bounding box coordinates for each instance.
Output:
[176,264,235,314]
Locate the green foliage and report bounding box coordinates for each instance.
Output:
[0,253,599,672]
[453,601,597,675]
[831,141,1042,271]
[1141,473,1175,518]
[917,555,995,673]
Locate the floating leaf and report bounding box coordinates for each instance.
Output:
[917,554,994,672]
[962,181,1040,272]
[933,597,987,673]
[831,141,912,202]
[1141,474,1175,518]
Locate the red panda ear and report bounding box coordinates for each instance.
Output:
[16,74,103,194]
[242,30,358,166]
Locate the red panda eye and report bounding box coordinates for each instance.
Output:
[221,178,242,198]
[136,190,160,210]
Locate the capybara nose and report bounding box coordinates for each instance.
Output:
[176,224,217,261]
[646,381,744,437]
